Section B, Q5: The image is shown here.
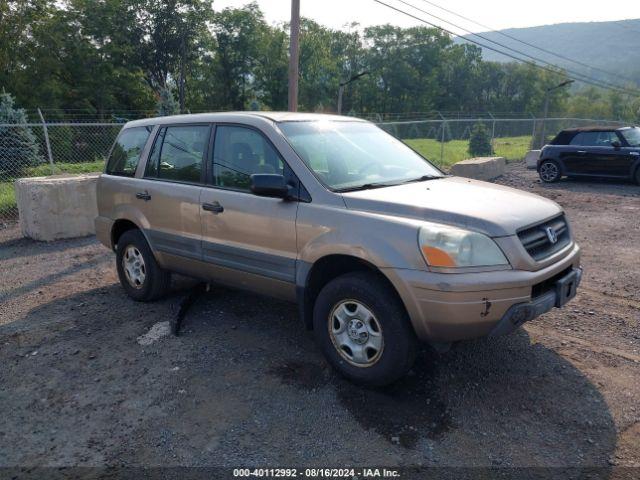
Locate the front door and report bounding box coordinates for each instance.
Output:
[585,146,631,177]
[199,124,299,299]
[565,130,624,176]
[136,124,211,271]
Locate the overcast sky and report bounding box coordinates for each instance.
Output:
[214,0,640,33]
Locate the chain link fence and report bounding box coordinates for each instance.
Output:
[377,117,626,169]
[0,122,123,223]
[0,115,627,225]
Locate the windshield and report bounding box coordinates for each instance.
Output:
[278,121,443,191]
[620,127,640,147]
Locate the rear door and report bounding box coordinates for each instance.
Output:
[199,124,299,299]
[136,124,211,271]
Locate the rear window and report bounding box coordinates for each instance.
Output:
[106,126,153,177]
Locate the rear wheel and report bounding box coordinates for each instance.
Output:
[539,160,561,183]
[312,272,417,386]
[116,229,170,302]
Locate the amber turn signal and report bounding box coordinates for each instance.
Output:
[420,246,456,267]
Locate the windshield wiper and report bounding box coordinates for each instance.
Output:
[335,175,444,193]
[399,174,444,185]
[335,182,395,193]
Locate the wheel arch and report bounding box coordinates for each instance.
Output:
[111,218,150,251]
[297,254,409,332]
[631,158,640,183]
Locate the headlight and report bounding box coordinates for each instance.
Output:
[418,223,509,268]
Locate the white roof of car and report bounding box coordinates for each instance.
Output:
[125,111,367,128]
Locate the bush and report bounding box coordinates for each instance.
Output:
[468,122,494,157]
[0,91,41,177]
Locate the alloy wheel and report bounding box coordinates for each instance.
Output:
[540,162,559,182]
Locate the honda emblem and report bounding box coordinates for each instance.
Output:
[545,226,558,244]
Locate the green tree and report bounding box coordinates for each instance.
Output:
[157,87,179,116]
[211,3,270,110]
[0,91,41,176]
[468,122,494,157]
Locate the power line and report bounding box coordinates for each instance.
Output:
[413,0,640,86]
[372,0,640,97]
[389,0,640,96]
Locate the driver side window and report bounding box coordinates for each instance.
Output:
[570,131,619,147]
[212,126,284,191]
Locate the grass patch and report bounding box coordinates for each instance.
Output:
[405,135,532,168]
[1,160,104,219]
[28,160,105,176]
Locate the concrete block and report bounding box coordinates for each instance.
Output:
[450,157,505,181]
[15,173,100,241]
[525,149,541,169]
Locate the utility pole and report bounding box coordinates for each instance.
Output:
[539,79,574,148]
[179,36,186,113]
[288,0,300,112]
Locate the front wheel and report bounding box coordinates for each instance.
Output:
[538,160,561,183]
[116,229,170,302]
[312,272,417,386]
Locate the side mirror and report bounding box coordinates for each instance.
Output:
[250,174,290,199]
[612,141,621,149]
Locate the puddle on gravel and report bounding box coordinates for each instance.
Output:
[267,361,328,391]
[269,355,452,449]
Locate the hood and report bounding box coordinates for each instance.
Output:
[341,176,562,237]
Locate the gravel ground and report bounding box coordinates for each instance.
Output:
[0,163,638,474]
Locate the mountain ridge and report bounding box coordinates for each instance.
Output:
[456,19,640,87]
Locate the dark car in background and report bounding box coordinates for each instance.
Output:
[537,126,640,184]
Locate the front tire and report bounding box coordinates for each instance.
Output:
[538,160,561,183]
[116,229,170,302]
[312,272,417,387]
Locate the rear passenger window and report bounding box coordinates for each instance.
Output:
[106,126,152,177]
[212,126,284,191]
[145,125,209,184]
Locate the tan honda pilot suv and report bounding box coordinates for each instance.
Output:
[96,112,582,386]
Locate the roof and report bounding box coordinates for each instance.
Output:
[560,125,630,133]
[124,111,367,128]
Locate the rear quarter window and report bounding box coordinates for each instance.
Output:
[106,126,153,177]
[550,131,575,145]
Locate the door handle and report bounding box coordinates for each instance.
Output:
[202,202,224,214]
[135,191,151,201]
[576,150,587,154]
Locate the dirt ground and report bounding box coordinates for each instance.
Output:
[0,163,639,475]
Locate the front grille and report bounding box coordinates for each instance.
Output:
[517,215,571,261]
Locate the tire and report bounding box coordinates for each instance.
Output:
[115,229,170,302]
[538,160,561,183]
[312,272,417,387]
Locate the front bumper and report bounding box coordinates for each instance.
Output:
[384,243,581,342]
[488,266,581,337]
